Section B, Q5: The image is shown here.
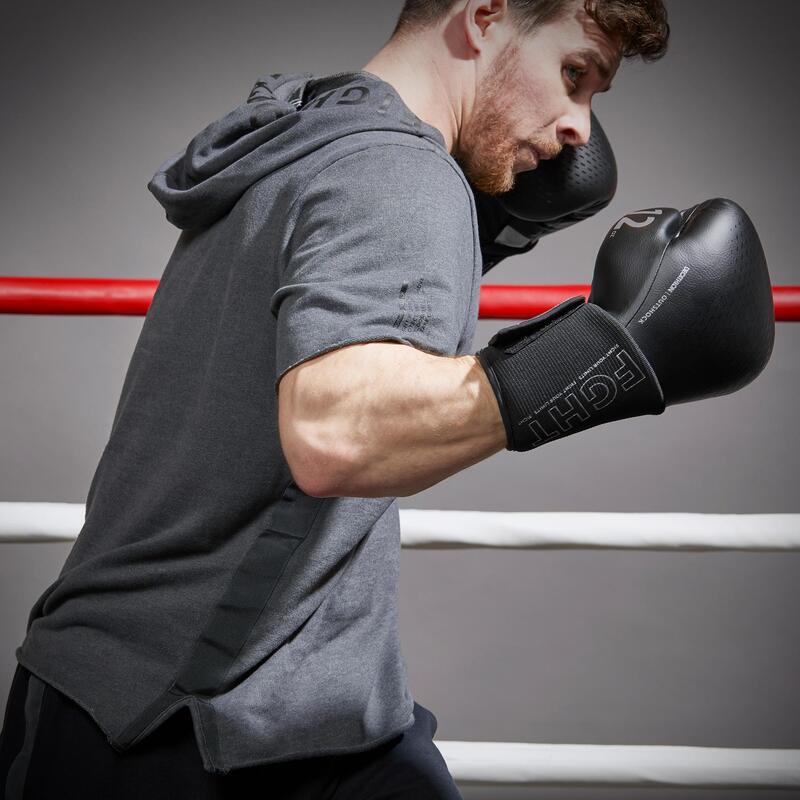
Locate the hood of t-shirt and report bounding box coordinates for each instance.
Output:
[147,70,448,230]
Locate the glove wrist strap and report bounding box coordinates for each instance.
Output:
[477,297,666,452]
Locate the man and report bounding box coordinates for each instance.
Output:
[8,1,771,798]
[281,0,655,499]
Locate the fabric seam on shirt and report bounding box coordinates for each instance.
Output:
[217,489,329,688]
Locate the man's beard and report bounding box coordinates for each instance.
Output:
[453,40,525,196]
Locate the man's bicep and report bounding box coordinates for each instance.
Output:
[277,340,427,495]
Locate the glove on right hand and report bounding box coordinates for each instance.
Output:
[476,198,775,452]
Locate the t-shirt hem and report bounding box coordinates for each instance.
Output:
[275,331,454,395]
[15,652,117,745]
[16,652,417,776]
[204,703,417,775]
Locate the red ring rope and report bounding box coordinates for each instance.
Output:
[0,277,798,321]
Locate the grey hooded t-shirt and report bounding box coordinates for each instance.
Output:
[16,70,482,774]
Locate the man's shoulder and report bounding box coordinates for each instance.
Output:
[301,132,472,206]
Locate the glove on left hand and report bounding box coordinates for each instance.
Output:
[472,110,617,274]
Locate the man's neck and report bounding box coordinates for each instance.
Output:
[361,42,463,152]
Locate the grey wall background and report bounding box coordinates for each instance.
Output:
[1,1,798,797]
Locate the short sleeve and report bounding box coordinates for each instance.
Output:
[271,144,476,392]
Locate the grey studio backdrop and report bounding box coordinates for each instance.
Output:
[1,1,798,798]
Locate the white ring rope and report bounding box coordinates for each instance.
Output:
[434,741,800,788]
[2,501,799,787]
[400,509,800,550]
[1,503,798,550]
[0,502,86,542]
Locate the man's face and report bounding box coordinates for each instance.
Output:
[453,2,621,195]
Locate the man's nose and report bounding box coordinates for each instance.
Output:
[556,105,592,147]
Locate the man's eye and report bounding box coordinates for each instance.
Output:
[564,64,586,89]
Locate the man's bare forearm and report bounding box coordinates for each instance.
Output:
[284,342,508,497]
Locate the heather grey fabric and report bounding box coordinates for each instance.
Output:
[15,70,482,774]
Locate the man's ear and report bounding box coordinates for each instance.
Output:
[462,0,511,52]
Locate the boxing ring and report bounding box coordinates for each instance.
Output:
[2,277,800,790]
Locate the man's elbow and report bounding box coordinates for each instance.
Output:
[278,429,341,497]
[278,412,360,498]
[294,460,352,499]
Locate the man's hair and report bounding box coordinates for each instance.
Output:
[390,0,669,63]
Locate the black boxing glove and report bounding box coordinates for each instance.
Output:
[476,198,775,452]
[473,110,617,274]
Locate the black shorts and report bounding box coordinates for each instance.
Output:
[0,664,463,800]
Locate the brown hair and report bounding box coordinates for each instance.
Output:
[390,0,670,63]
